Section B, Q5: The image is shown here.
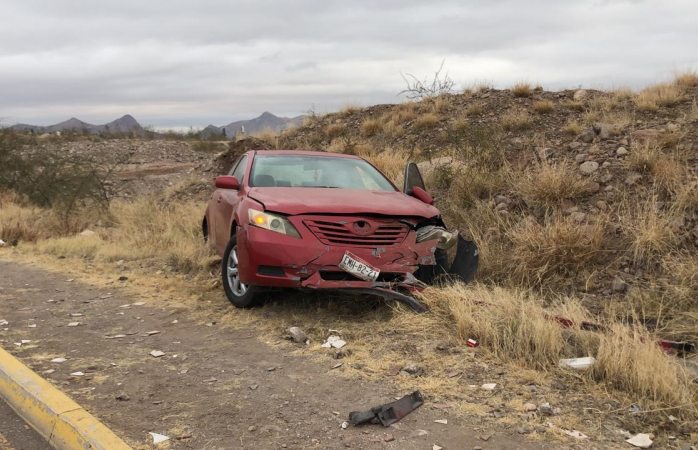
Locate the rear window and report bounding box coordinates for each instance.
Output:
[249,155,395,191]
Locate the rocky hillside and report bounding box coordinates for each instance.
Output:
[200,111,305,139]
[10,114,149,137]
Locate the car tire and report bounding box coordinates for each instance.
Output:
[222,234,259,308]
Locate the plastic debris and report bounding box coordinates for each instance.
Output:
[321,335,346,349]
[70,371,84,377]
[433,445,443,450]
[434,419,448,424]
[0,319,8,326]
[28,324,37,328]
[150,350,165,358]
[51,357,67,363]
[340,421,348,429]
[559,356,596,370]
[626,433,653,448]
[466,338,479,347]
[481,383,497,391]
[0,239,6,247]
[149,432,170,444]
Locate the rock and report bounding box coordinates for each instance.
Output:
[434,419,448,424]
[115,392,130,401]
[67,322,80,327]
[616,146,628,156]
[51,357,67,363]
[517,426,532,434]
[150,350,165,358]
[626,433,653,448]
[384,434,395,442]
[538,402,557,416]
[402,363,423,376]
[601,161,611,168]
[118,275,128,281]
[0,239,5,247]
[495,202,508,211]
[593,123,615,140]
[523,402,537,412]
[333,348,350,359]
[321,335,346,349]
[573,89,588,101]
[79,229,96,237]
[631,128,660,145]
[481,383,497,391]
[612,276,628,293]
[287,326,307,344]
[568,141,582,151]
[575,153,588,163]
[70,371,84,377]
[579,161,599,174]
[579,129,595,143]
[625,173,643,185]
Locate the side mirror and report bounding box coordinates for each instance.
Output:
[410,186,433,205]
[215,175,240,190]
[403,162,426,195]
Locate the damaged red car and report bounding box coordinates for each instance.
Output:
[203,150,477,311]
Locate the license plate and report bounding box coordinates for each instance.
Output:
[339,252,379,282]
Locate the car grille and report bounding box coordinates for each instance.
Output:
[304,219,409,247]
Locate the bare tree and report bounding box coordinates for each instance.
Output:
[399,60,455,99]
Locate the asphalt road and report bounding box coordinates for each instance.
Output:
[0,398,49,450]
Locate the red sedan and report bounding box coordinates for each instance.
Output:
[203,150,477,311]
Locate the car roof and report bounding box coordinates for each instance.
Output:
[250,149,360,159]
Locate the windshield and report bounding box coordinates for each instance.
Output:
[249,155,396,191]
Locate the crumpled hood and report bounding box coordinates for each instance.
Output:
[248,187,440,218]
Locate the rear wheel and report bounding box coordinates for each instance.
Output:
[222,234,259,308]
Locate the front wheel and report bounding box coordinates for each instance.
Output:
[222,234,259,308]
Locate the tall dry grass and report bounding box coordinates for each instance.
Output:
[515,161,594,207]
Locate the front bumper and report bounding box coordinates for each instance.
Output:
[236,217,438,291]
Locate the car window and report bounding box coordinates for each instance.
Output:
[229,155,248,182]
[249,155,395,191]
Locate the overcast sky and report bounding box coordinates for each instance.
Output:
[1,0,697,128]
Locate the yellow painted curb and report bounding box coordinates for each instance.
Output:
[0,347,131,450]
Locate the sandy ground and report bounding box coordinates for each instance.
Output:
[0,261,548,449]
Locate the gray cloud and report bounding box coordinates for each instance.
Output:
[1,0,697,128]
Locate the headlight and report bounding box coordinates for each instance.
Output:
[248,209,301,238]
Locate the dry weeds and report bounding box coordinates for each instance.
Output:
[511,82,532,98]
[515,161,593,207]
[634,82,683,111]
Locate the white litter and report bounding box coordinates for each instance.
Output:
[146,330,160,336]
[0,319,9,326]
[433,445,443,450]
[149,432,170,444]
[132,302,146,306]
[51,357,67,363]
[70,371,84,377]
[28,324,37,328]
[150,350,165,358]
[320,335,346,349]
[0,239,6,247]
[564,430,588,439]
[481,383,497,391]
[626,433,653,448]
[340,421,348,429]
[559,356,596,370]
[67,322,80,327]
[434,419,448,424]
[21,339,31,344]
[69,313,83,317]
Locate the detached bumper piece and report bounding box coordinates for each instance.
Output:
[338,288,428,313]
[348,391,424,427]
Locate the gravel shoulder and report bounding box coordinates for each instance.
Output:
[0,260,544,449]
[0,398,50,450]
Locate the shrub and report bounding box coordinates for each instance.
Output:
[561,121,582,135]
[360,118,383,137]
[325,123,347,140]
[412,113,440,130]
[500,109,531,131]
[532,99,554,114]
[634,83,683,111]
[511,82,532,98]
[515,162,593,207]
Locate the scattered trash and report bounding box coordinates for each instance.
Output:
[67,322,80,327]
[146,330,160,336]
[331,362,343,370]
[564,430,588,439]
[105,334,126,339]
[481,383,497,391]
[434,419,448,424]
[69,313,83,317]
[51,357,67,363]
[349,391,423,427]
[150,350,165,358]
[0,239,6,247]
[321,335,346,349]
[466,338,479,347]
[28,324,36,328]
[249,384,258,390]
[149,432,170,444]
[287,326,308,344]
[433,445,443,450]
[43,369,55,375]
[0,319,8,326]
[132,302,146,306]
[626,433,653,448]
[70,371,84,377]
[559,356,596,370]
[629,403,641,414]
[340,421,348,429]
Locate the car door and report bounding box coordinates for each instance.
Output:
[211,154,248,254]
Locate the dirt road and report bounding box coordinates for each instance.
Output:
[0,261,546,449]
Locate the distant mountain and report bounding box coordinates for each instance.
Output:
[10,114,147,136]
[201,112,305,139]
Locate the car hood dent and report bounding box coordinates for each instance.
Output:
[247,187,440,218]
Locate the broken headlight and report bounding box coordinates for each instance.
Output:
[416,225,457,249]
[248,209,301,238]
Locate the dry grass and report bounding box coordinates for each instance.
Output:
[325,123,346,140]
[446,165,509,208]
[511,82,532,98]
[634,82,683,111]
[363,148,409,187]
[621,196,678,264]
[532,99,554,114]
[515,162,594,207]
[507,215,605,283]
[412,113,440,130]
[662,252,698,307]
[465,102,485,116]
[360,118,383,137]
[339,104,361,115]
[430,95,451,113]
[625,144,685,189]
[674,71,698,88]
[500,109,531,131]
[561,121,582,136]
